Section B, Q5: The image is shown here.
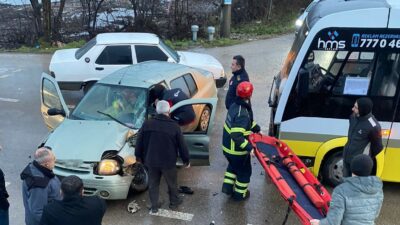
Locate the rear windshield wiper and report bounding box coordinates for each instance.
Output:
[97,110,134,129]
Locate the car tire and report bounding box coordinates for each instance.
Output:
[83,81,96,94]
[197,106,211,132]
[321,151,344,187]
[131,163,149,192]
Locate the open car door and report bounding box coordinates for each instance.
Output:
[170,98,217,166]
[40,72,70,130]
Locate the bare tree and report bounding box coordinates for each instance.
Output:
[52,0,66,42]
[80,0,105,37]
[42,0,51,41]
[29,0,43,37]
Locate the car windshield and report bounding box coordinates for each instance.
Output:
[71,84,147,129]
[75,38,96,60]
[159,40,179,62]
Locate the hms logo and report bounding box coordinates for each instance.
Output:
[317,30,346,50]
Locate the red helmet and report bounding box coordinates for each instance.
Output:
[236,81,254,98]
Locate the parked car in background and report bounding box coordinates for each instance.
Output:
[39,61,217,199]
[49,32,226,93]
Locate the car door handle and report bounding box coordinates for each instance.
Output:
[95,67,104,71]
[193,143,205,147]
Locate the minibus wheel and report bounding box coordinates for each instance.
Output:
[322,151,344,187]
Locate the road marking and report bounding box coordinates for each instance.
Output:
[5,182,10,187]
[150,209,194,221]
[0,97,19,103]
[13,69,22,73]
[0,74,10,79]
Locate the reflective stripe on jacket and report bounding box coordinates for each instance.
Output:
[222,102,257,155]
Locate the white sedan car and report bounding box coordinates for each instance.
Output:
[49,32,227,92]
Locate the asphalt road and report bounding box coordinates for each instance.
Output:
[1,35,400,225]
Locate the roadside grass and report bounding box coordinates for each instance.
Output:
[4,14,296,53]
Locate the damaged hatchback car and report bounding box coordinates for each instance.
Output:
[39,62,217,200]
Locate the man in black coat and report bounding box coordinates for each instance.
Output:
[0,167,9,225]
[225,55,250,110]
[40,175,106,225]
[135,100,190,213]
[343,97,383,177]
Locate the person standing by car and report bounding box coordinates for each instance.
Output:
[225,55,250,110]
[222,81,260,201]
[135,100,190,213]
[40,175,106,225]
[0,167,10,225]
[20,147,61,225]
[310,154,384,225]
[343,97,383,177]
[149,84,195,126]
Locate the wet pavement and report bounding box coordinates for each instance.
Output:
[1,35,400,225]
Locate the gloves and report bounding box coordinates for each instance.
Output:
[252,124,261,133]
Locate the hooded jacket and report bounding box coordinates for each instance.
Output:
[20,162,61,225]
[319,176,383,225]
[343,112,383,163]
[225,68,249,110]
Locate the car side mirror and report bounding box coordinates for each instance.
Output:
[167,57,175,63]
[48,108,66,117]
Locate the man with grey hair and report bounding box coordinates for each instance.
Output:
[20,147,61,225]
[40,175,106,225]
[135,100,190,213]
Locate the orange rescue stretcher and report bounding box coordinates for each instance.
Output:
[249,134,331,225]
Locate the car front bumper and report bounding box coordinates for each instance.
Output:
[55,168,133,200]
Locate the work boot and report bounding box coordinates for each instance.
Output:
[221,186,233,196]
[233,190,250,201]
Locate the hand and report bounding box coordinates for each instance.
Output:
[250,149,255,157]
[184,163,191,169]
[252,124,261,134]
[310,219,320,225]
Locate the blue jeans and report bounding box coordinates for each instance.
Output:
[0,208,9,225]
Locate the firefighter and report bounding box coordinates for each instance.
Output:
[221,81,260,201]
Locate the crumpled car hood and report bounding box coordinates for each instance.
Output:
[45,119,130,162]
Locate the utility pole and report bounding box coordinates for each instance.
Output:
[221,0,232,38]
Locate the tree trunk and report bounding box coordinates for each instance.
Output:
[29,0,43,37]
[53,0,66,42]
[42,0,52,42]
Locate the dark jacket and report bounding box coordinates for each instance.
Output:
[40,195,106,225]
[223,98,260,155]
[162,88,195,125]
[21,162,61,225]
[343,113,383,163]
[319,176,383,225]
[225,68,249,110]
[135,114,190,168]
[0,168,9,210]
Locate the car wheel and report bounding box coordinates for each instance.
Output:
[197,106,211,132]
[321,151,344,187]
[83,81,96,94]
[131,163,149,192]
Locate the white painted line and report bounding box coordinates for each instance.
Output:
[0,74,10,79]
[5,182,10,187]
[13,69,22,73]
[67,105,75,109]
[0,97,19,103]
[150,208,194,221]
